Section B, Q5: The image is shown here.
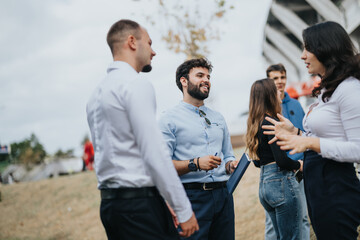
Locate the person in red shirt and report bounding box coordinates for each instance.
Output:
[83,139,94,170]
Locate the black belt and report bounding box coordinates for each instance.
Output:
[183,181,227,191]
[100,187,159,200]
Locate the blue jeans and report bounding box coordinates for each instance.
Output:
[259,164,303,240]
[265,180,310,240]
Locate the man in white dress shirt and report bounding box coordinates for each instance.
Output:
[86,19,198,240]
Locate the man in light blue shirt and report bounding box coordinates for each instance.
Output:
[265,63,310,240]
[159,58,238,240]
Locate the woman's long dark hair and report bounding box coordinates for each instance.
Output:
[246,78,282,160]
[303,21,360,102]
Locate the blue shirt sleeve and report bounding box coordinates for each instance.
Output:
[221,115,236,164]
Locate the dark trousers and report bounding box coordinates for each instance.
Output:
[100,187,179,240]
[304,151,360,240]
[182,185,234,240]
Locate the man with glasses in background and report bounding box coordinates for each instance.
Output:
[159,58,238,240]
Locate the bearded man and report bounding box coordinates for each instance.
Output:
[159,58,238,240]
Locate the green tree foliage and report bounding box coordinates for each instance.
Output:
[54,149,74,159]
[9,133,46,167]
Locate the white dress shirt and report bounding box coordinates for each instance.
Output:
[303,77,360,163]
[86,61,192,222]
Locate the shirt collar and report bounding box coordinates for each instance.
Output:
[107,61,138,74]
[282,92,290,103]
[179,101,207,112]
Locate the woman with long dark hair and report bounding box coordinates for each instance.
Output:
[263,21,360,239]
[246,78,303,240]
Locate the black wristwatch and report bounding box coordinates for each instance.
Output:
[188,158,197,172]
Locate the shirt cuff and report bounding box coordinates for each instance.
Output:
[176,200,193,223]
[224,157,236,165]
[319,138,339,159]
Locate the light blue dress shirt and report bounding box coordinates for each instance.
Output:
[159,101,236,183]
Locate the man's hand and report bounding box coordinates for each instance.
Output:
[226,160,239,174]
[262,113,297,144]
[198,155,221,171]
[179,212,199,237]
[166,202,179,228]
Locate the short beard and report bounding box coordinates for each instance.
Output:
[141,64,152,73]
[187,80,209,100]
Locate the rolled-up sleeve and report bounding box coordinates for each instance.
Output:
[221,116,236,164]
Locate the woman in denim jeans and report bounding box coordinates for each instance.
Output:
[246,78,303,240]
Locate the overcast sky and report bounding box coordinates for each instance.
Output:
[0,0,272,156]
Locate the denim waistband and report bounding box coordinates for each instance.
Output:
[260,163,294,177]
[260,163,281,173]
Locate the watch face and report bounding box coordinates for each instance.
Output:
[189,163,197,171]
[188,159,197,171]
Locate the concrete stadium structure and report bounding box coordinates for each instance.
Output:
[263,0,360,85]
[262,0,360,178]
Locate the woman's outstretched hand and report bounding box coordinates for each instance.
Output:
[277,135,308,155]
[277,135,320,155]
[262,113,297,144]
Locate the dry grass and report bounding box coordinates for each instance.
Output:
[0,148,358,239]
[0,167,266,240]
[0,171,105,240]
[0,148,267,240]
[233,149,265,239]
